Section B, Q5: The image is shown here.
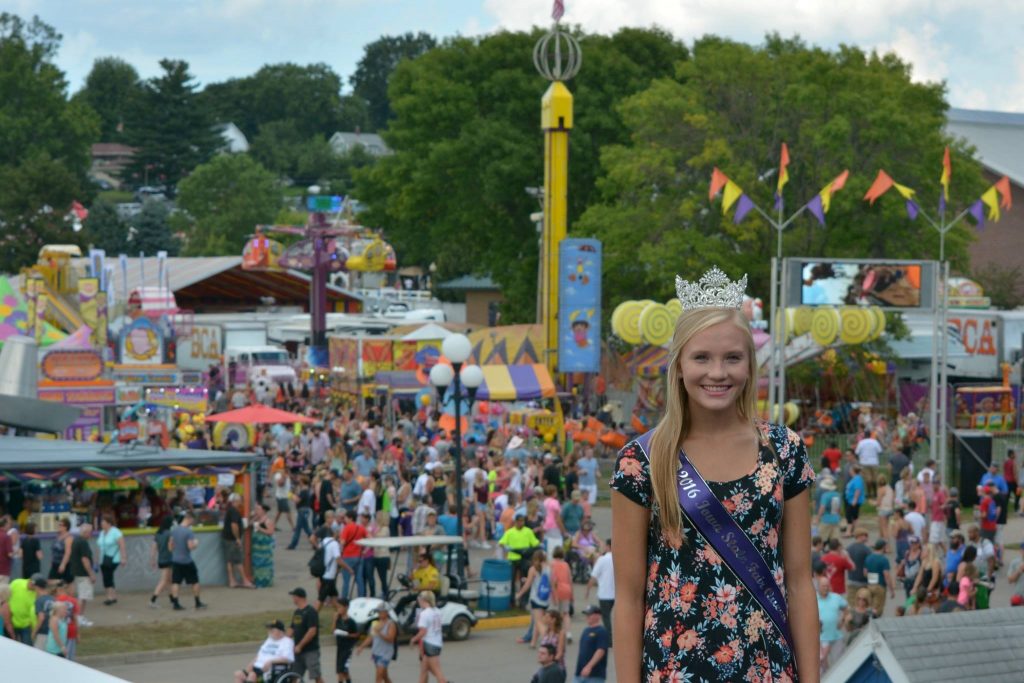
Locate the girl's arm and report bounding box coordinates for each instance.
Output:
[50,614,66,654]
[611,491,649,683]
[118,534,128,566]
[782,488,820,683]
[516,567,536,600]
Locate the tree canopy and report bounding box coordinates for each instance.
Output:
[175,154,280,255]
[0,13,97,272]
[125,59,221,192]
[576,35,986,313]
[350,32,437,131]
[74,56,142,141]
[355,27,689,321]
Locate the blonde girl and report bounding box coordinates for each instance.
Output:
[611,271,817,683]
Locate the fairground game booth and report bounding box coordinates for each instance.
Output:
[0,437,259,591]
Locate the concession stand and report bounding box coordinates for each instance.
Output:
[0,437,259,591]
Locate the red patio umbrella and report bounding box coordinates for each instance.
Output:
[205,404,316,425]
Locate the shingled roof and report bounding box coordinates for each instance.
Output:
[824,607,1024,683]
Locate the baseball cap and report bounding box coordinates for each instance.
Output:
[873,539,887,550]
[288,587,307,598]
[908,535,920,544]
[265,619,286,630]
[30,573,47,589]
[581,604,601,615]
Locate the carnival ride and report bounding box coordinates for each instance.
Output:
[241,197,398,366]
[22,245,87,333]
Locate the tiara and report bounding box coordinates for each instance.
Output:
[675,266,747,310]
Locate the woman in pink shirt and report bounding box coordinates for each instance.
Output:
[541,486,566,552]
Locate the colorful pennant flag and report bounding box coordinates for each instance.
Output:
[722,180,743,215]
[969,199,986,229]
[994,175,1013,210]
[864,170,894,204]
[709,167,729,201]
[862,169,918,219]
[733,194,755,224]
[774,143,790,211]
[939,147,951,213]
[805,170,850,225]
[981,186,1001,221]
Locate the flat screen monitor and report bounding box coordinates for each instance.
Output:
[786,259,937,311]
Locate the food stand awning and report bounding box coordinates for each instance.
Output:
[374,370,427,395]
[476,363,556,401]
[0,437,259,482]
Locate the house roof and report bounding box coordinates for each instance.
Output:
[437,275,501,291]
[947,107,1024,186]
[90,143,136,157]
[826,607,1024,683]
[329,131,390,155]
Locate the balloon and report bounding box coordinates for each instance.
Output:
[639,303,674,346]
[179,413,192,425]
[419,394,431,407]
[543,432,555,443]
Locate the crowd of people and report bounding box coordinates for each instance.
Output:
[811,428,1024,674]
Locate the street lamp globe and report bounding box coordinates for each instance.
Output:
[429,363,454,388]
[460,364,484,389]
[442,334,472,365]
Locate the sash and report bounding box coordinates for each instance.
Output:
[635,431,793,648]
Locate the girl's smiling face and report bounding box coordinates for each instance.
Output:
[678,320,751,416]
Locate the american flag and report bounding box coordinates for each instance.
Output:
[552,0,564,22]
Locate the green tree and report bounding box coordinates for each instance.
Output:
[200,63,344,140]
[176,154,279,255]
[576,35,987,313]
[73,56,141,141]
[130,201,179,255]
[350,32,437,130]
[356,27,688,321]
[0,13,98,272]
[84,199,128,253]
[972,264,1024,310]
[125,59,220,192]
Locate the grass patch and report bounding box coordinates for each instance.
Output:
[97,190,134,203]
[80,606,529,656]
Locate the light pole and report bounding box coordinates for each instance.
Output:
[429,333,483,582]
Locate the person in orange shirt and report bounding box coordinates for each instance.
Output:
[549,546,573,627]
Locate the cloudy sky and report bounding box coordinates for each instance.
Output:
[11,0,1024,111]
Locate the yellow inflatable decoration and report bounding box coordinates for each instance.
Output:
[793,306,814,336]
[839,306,872,345]
[639,303,674,346]
[213,422,256,449]
[757,400,800,426]
[611,301,644,345]
[811,307,841,346]
[665,298,683,319]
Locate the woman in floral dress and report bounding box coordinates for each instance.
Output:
[611,269,818,683]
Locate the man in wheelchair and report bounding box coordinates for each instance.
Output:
[234,619,296,683]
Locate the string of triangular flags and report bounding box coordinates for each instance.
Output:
[709,144,848,226]
[864,147,1012,229]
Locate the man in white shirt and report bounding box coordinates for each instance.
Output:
[916,459,937,484]
[413,469,432,499]
[586,539,615,647]
[314,528,342,611]
[356,478,376,519]
[904,500,927,540]
[234,619,295,683]
[854,432,883,498]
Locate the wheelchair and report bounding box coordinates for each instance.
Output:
[566,547,592,584]
[257,663,302,683]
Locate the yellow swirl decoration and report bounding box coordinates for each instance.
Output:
[840,306,872,344]
[665,298,683,320]
[811,307,840,346]
[212,422,255,449]
[793,306,814,336]
[871,307,887,340]
[775,308,794,343]
[611,301,644,345]
[639,303,674,346]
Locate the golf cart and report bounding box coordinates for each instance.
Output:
[347,535,479,641]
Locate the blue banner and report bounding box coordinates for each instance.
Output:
[558,238,602,373]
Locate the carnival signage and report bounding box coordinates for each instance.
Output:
[41,350,104,382]
[558,238,602,373]
[119,316,165,366]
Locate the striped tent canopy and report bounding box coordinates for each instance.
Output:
[467,324,543,365]
[476,363,556,401]
[623,344,669,377]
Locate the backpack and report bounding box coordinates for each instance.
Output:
[536,570,552,602]
[309,540,329,578]
[984,498,998,522]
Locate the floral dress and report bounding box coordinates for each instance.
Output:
[611,422,814,683]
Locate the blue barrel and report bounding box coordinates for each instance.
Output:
[479,558,513,612]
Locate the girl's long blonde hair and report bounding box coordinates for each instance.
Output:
[648,307,758,540]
